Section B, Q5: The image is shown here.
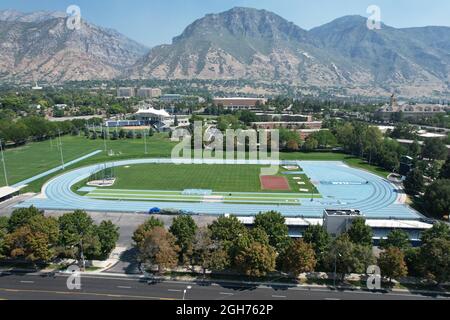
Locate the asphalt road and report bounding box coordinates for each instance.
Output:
[0,273,448,300]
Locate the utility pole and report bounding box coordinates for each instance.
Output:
[144,129,148,154]
[0,140,9,186]
[58,130,65,170]
[102,124,107,153]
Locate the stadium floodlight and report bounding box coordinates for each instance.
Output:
[101,123,107,153]
[144,129,148,154]
[0,139,9,186]
[58,130,65,170]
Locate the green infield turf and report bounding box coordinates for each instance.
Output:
[96,164,309,193]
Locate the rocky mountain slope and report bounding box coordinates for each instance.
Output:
[128,8,450,96]
[0,10,148,83]
[1,7,449,97]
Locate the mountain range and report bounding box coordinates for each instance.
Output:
[1,7,449,97]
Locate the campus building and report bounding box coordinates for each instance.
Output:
[134,105,190,131]
[213,97,267,110]
[117,87,136,98]
[137,88,162,98]
[238,213,433,246]
[375,94,447,121]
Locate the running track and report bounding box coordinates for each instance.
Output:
[15,159,422,219]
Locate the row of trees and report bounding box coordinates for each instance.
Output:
[0,116,103,147]
[86,127,155,141]
[132,211,450,284]
[0,207,119,264]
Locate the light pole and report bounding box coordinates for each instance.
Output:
[58,130,65,170]
[0,140,9,186]
[333,252,342,289]
[144,129,148,155]
[182,285,192,300]
[102,124,107,153]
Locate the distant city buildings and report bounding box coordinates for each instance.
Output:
[375,94,447,121]
[137,87,162,98]
[213,97,267,110]
[117,87,162,99]
[117,87,136,98]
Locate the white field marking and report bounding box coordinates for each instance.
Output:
[19,281,35,284]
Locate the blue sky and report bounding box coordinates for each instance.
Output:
[1,0,449,47]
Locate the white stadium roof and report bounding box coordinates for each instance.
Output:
[135,107,170,117]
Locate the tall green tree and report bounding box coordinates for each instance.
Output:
[0,217,9,258]
[419,238,450,285]
[380,229,411,251]
[169,216,198,264]
[422,138,448,160]
[378,247,408,283]
[279,240,317,277]
[324,234,375,281]
[96,221,120,259]
[423,180,450,219]
[235,242,277,277]
[138,227,180,273]
[347,218,373,247]
[439,158,450,179]
[302,224,330,268]
[192,227,230,275]
[58,210,100,261]
[8,207,43,232]
[254,211,289,252]
[132,217,164,247]
[209,216,246,244]
[403,168,425,196]
[421,222,450,244]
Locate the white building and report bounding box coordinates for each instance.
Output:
[134,106,189,131]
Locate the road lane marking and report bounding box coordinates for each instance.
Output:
[0,288,175,300]
[220,292,234,296]
[20,281,34,284]
[117,286,132,289]
[168,289,182,292]
[272,295,287,298]
[324,298,341,300]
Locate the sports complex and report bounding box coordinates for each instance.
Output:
[15,156,423,220]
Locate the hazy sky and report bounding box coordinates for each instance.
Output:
[1,0,449,47]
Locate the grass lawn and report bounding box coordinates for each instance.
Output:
[99,164,291,193]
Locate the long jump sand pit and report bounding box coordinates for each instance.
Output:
[260,176,291,191]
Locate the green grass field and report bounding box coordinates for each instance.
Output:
[0,133,390,193]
